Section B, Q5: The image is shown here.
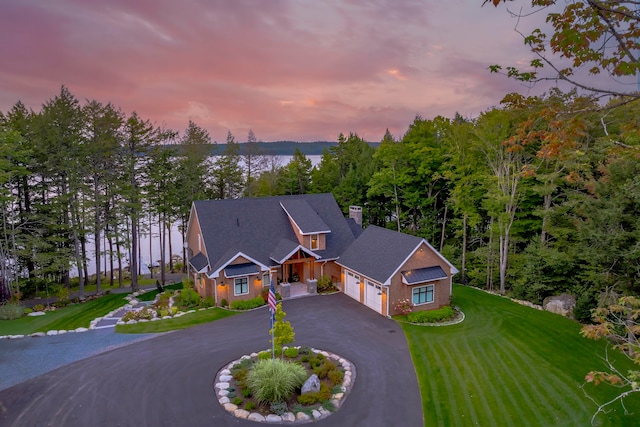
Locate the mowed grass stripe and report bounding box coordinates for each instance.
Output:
[431,337,479,426]
[410,333,459,426]
[402,285,640,427]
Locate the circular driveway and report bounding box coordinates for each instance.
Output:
[0,294,423,427]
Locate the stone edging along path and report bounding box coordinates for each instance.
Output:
[215,348,355,424]
[0,289,187,340]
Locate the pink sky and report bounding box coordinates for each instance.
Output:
[1,0,547,142]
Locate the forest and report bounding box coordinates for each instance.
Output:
[1,86,639,322]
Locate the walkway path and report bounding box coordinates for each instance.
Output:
[0,293,423,427]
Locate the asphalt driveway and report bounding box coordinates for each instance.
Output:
[0,293,423,427]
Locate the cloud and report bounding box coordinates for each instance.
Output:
[0,0,550,142]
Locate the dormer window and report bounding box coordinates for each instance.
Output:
[311,234,319,250]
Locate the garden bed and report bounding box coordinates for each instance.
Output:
[214,347,355,423]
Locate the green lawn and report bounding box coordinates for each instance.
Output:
[402,285,640,427]
[0,293,129,335]
[115,308,236,333]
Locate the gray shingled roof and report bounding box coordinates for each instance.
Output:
[270,239,302,263]
[193,194,358,275]
[401,266,447,284]
[337,225,423,285]
[224,263,260,278]
[280,199,331,234]
[189,252,209,272]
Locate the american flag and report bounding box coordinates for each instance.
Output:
[268,278,277,320]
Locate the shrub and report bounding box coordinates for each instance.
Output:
[170,306,178,315]
[122,307,155,322]
[317,275,335,293]
[0,303,24,320]
[270,401,288,416]
[296,383,331,406]
[55,287,70,307]
[246,359,307,405]
[328,369,344,386]
[230,297,265,310]
[257,351,271,360]
[244,401,256,411]
[24,307,33,314]
[33,304,46,312]
[313,360,337,379]
[283,347,299,358]
[200,296,215,308]
[232,397,243,405]
[407,305,455,324]
[296,393,317,405]
[175,287,200,309]
[241,387,251,398]
[394,298,412,315]
[220,298,228,307]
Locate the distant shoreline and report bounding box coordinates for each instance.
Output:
[168,141,380,156]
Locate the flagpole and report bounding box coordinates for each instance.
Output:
[268,274,277,359]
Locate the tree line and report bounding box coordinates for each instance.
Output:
[1,86,639,319]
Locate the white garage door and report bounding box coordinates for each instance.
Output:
[365,280,383,313]
[345,271,360,301]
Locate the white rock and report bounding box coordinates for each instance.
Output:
[333,393,344,400]
[240,355,251,360]
[138,319,149,323]
[151,317,161,321]
[234,409,250,419]
[247,413,265,422]
[129,299,139,306]
[250,352,259,358]
[215,382,230,390]
[30,332,46,337]
[330,398,340,407]
[219,375,233,382]
[218,397,230,405]
[116,321,125,325]
[187,309,196,313]
[281,412,295,422]
[162,316,172,320]
[296,412,311,421]
[219,369,231,376]
[198,308,206,311]
[312,409,322,419]
[265,414,282,423]
[10,335,25,339]
[174,312,185,317]
[28,311,46,317]
[57,330,67,335]
[223,403,237,412]
[46,330,58,336]
[218,390,229,397]
[126,320,137,325]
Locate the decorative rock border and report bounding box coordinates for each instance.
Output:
[0,288,170,340]
[214,347,355,424]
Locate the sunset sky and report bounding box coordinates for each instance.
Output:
[1,0,551,142]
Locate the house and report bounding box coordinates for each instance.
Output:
[186,193,458,316]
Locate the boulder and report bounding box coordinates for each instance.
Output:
[301,374,321,395]
[543,294,576,318]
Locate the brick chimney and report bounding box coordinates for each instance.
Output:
[349,206,362,226]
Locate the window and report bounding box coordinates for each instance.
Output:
[412,284,434,305]
[311,234,319,250]
[262,272,270,287]
[234,277,248,296]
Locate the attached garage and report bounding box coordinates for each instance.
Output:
[364,280,383,314]
[345,271,360,301]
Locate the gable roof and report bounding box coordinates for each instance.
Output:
[337,225,424,286]
[337,225,458,286]
[192,193,358,274]
[280,199,331,234]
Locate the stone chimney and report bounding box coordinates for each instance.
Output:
[349,206,362,226]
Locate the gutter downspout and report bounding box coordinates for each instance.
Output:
[213,277,218,305]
